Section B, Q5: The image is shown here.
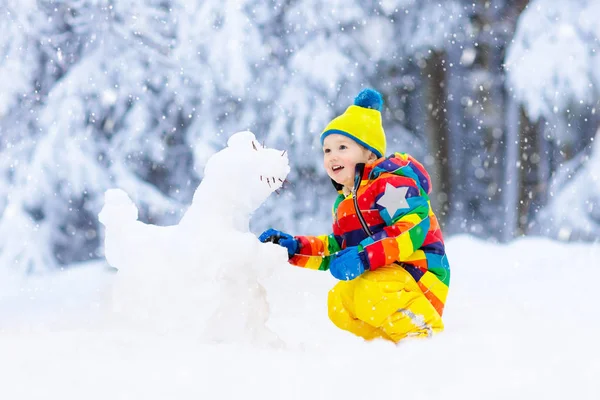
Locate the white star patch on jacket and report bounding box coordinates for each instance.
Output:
[376,183,410,218]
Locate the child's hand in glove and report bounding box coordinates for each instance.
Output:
[259,228,298,257]
[329,247,369,280]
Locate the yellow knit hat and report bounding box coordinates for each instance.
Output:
[320,88,386,158]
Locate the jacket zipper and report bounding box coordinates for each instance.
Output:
[352,163,373,237]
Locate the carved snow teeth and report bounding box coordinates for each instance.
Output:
[261,175,288,190]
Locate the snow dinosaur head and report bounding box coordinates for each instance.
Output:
[200,131,290,213]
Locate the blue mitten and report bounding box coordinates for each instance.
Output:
[259,228,298,257]
[329,247,369,281]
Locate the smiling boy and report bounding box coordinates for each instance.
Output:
[260,89,450,343]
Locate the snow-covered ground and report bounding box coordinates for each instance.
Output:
[1,236,599,400]
[1,133,599,399]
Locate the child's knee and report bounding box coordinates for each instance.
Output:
[352,277,398,325]
[327,282,392,341]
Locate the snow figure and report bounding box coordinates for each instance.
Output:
[99,131,290,347]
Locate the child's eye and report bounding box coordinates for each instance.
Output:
[339,145,347,150]
[323,148,330,153]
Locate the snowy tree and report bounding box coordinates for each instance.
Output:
[4,0,600,274]
[505,0,600,240]
[0,0,194,272]
[0,0,295,273]
[534,132,600,241]
[506,0,600,122]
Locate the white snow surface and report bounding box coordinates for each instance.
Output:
[1,131,599,399]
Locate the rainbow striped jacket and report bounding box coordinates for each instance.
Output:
[289,153,450,316]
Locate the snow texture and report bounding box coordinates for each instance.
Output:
[99,131,290,346]
[1,235,599,399]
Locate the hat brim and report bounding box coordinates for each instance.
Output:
[320,129,383,158]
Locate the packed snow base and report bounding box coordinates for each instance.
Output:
[1,236,599,399]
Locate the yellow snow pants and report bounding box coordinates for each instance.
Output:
[327,264,444,343]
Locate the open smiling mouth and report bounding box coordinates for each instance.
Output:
[332,165,344,173]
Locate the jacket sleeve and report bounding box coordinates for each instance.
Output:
[288,233,343,271]
[358,173,431,270]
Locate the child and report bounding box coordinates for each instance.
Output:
[259,88,450,343]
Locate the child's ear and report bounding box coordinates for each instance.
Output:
[368,151,378,162]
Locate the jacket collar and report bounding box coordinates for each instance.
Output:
[330,157,385,194]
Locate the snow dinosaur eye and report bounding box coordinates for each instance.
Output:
[252,141,258,151]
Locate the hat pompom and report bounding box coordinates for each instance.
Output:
[354,88,383,112]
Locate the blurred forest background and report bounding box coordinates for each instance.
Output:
[1,0,599,273]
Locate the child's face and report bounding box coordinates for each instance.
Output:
[322,134,376,190]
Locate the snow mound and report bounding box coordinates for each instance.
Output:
[99,131,290,346]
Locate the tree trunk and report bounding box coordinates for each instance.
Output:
[444,44,467,231]
[422,51,450,227]
[517,107,539,236]
[503,94,520,241]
